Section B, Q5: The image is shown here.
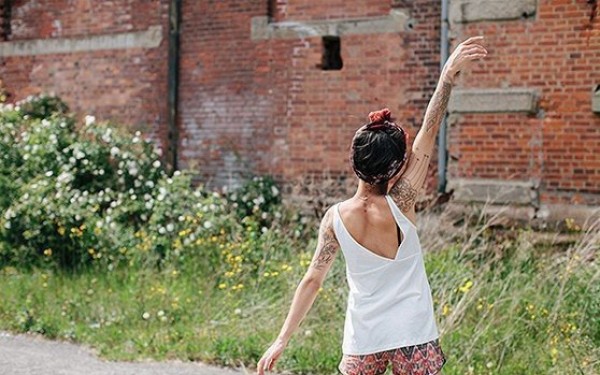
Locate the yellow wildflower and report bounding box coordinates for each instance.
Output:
[458,279,473,293]
[43,248,52,256]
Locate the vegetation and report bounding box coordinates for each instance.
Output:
[0,95,598,374]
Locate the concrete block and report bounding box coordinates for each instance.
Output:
[447,178,538,205]
[448,88,538,114]
[450,0,537,23]
[0,26,163,56]
[593,85,600,113]
[251,9,409,40]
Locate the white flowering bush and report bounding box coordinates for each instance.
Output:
[0,94,294,272]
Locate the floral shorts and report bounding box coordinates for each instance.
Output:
[338,339,446,375]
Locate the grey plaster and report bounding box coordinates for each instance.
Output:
[593,85,600,113]
[447,178,538,205]
[251,9,409,40]
[448,88,539,114]
[0,26,163,57]
[449,0,537,23]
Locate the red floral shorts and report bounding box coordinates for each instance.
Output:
[338,339,446,375]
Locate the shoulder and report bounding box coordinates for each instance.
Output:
[388,178,419,213]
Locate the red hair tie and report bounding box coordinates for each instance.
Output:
[366,108,394,131]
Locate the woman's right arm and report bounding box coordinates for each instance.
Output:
[256,206,340,375]
[387,36,487,211]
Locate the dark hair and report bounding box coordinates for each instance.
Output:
[350,108,409,186]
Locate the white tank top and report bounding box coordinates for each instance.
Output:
[332,194,440,355]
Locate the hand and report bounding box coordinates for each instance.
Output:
[442,36,487,85]
[256,337,287,375]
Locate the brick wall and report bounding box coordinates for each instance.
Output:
[179,0,442,195]
[448,0,600,206]
[0,0,170,153]
[1,0,599,211]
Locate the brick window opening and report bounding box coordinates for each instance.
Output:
[0,0,12,41]
[321,36,343,71]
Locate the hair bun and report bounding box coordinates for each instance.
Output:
[368,108,392,124]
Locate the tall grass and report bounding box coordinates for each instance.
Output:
[0,200,598,375]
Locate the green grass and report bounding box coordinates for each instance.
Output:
[0,207,598,375]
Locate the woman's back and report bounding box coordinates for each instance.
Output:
[338,195,407,261]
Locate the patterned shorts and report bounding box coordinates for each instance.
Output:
[338,339,446,375]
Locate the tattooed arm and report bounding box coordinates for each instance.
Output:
[257,207,339,375]
[387,36,487,212]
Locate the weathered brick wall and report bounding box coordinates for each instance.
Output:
[448,0,600,206]
[179,0,442,195]
[0,0,170,153]
[1,0,599,212]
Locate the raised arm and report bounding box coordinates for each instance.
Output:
[388,36,487,211]
[256,206,340,375]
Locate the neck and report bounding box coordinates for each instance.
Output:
[354,180,387,201]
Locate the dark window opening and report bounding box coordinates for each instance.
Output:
[0,0,12,41]
[321,36,343,71]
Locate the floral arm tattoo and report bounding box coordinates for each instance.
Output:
[310,208,339,271]
[389,80,453,211]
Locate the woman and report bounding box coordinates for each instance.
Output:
[257,36,487,375]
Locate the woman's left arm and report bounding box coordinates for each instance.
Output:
[256,206,340,375]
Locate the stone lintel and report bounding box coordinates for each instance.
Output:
[447,178,538,205]
[0,26,163,57]
[449,0,537,23]
[448,88,538,114]
[251,9,410,40]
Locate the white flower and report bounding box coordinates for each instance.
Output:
[304,330,312,336]
[203,221,212,229]
[3,220,10,229]
[174,170,181,176]
[85,115,95,126]
[271,186,279,196]
[167,178,173,184]
[110,147,120,156]
[145,181,155,188]
[152,160,161,168]
[166,223,174,232]
[142,312,150,320]
[74,150,85,159]
[158,226,166,234]
[132,137,140,143]
[157,310,165,317]
[234,308,242,315]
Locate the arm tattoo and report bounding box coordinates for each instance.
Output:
[311,209,339,271]
[423,81,452,133]
[389,178,419,212]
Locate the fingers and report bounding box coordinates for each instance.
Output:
[257,358,265,375]
[462,35,484,45]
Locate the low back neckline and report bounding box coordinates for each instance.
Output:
[335,196,409,262]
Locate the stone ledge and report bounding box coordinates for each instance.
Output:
[251,9,410,40]
[448,88,539,113]
[447,177,538,205]
[0,26,163,56]
[593,85,600,113]
[449,0,537,23]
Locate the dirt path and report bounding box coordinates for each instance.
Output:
[0,331,245,375]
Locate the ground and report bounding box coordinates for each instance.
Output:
[0,331,243,375]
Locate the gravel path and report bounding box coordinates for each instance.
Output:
[0,331,245,375]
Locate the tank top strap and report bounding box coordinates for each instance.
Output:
[384,194,416,229]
